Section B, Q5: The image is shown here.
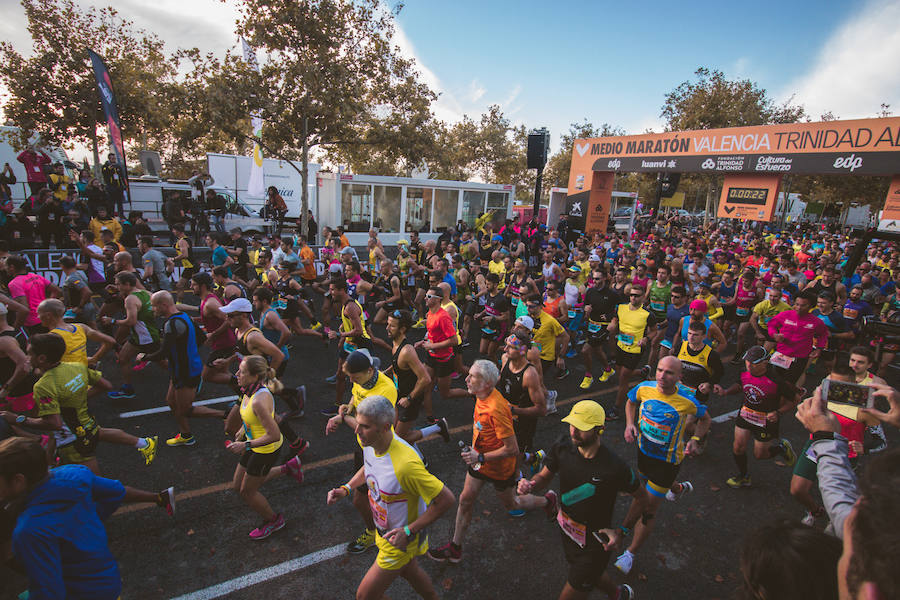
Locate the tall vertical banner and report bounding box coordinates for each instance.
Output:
[87,49,129,201]
[585,172,615,234]
[241,38,265,198]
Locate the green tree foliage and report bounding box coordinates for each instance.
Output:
[543,120,624,190]
[0,0,177,164]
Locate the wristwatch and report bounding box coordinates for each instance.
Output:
[477,453,485,464]
[16,414,26,424]
[245,439,252,449]
[811,431,842,443]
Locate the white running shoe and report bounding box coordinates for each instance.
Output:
[546,390,558,415]
[665,481,693,502]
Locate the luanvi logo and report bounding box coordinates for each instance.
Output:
[701,158,715,169]
[833,154,863,172]
[576,143,590,157]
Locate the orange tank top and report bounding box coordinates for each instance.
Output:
[544,294,563,319]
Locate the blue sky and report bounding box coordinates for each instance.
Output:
[2,0,898,159]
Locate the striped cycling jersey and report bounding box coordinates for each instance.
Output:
[627,381,706,464]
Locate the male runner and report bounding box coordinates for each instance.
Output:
[326,395,455,600]
[428,360,554,563]
[671,298,727,352]
[767,290,828,389]
[524,293,571,381]
[145,291,226,446]
[102,272,160,399]
[497,330,547,479]
[658,285,689,358]
[614,356,710,575]
[325,278,376,416]
[37,299,115,369]
[475,272,509,360]
[579,268,620,389]
[676,321,724,409]
[847,346,888,453]
[415,287,469,419]
[750,286,792,350]
[644,265,672,366]
[607,285,655,421]
[518,401,645,600]
[713,346,797,488]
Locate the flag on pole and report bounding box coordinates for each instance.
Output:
[241,38,265,198]
[87,49,130,202]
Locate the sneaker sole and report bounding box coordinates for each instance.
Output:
[428,552,461,564]
[166,439,196,447]
[347,544,375,554]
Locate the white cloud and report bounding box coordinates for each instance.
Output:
[466,79,486,102]
[783,0,900,119]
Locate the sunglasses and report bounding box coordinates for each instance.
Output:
[629,293,642,298]
[526,303,541,309]
[425,294,440,299]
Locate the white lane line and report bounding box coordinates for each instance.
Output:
[169,543,345,600]
[118,396,237,419]
[712,408,740,423]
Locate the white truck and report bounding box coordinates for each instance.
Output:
[206,152,320,219]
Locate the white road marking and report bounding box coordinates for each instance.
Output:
[169,543,345,600]
[118,396,237,419]
[712,409,740,423]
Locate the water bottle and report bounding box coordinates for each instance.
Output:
[459,440,481,471]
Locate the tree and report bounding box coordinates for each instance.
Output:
[0,0,178,170]
[188,0,437,236]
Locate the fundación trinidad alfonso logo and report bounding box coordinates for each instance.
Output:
[701,158,715,169]
[576,143,590,157]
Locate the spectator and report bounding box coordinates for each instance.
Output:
[0,163,16,210]
[101,152,128,217]
[207,232,233,276]
[16,146,51,195]
[119,212,137,248]
[264,185,287,236]
[130,212,153,239]
[187,170,212,235]
[37,189,65,248]
[75,168,91,196]
[84,177,107,217]
[7,209,35,250]
[89,205,122,243]
[206,189,226,233]
[163,191,187,243]
[46,163,71,203]
[227,227,250,282]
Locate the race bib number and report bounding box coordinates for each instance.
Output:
[511,296,519,306]
[342,341,359,354]
[639,416,672,446]
[368,496,389,530]
[407,275,415,286]
[617,333,635,346]
[557,508,587,548]
[843,307,858,319]
[568,309,577,319]
[649,300,665,312]
[770,351,795,369]
[740,406,768,428]
[587,321,602,333]
[736,307,751,316]
[660,338,673,349]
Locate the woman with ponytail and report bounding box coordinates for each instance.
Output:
[227,355,303,540]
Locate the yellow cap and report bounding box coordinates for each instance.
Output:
[397,239,409,246]
[561,400,606,431]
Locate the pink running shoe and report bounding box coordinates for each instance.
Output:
[282,456,304,484]
[249,513,285,540]
[133,360,149,372]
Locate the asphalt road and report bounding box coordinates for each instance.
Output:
[2,309,897,600]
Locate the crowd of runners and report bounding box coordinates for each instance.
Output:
[1,213,900,599]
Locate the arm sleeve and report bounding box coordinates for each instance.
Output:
[13,530,66,600]
[811,437,859,540]
[707,351,724,384]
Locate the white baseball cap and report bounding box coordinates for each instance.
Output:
[219,298,253,314]
[515,315,535,329]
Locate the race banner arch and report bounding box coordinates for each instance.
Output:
[566,116,900,232]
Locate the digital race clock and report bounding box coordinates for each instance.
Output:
[725,187,768,205]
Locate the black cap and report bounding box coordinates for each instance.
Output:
[345,349,380,373]
[743,346,768,364]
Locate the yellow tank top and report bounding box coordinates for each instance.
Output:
[240,386,283,454]
[52,324,88,365]
[368,248,378,273]
[676,341,711,372]
[616,304,649,354]
[341,299,371,340]
[174,238,193,268]
[441,300,463,344]
[488,260,507,289]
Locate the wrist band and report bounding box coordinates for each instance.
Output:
[691,435,701,441]
[403,525,412,537]
[340,483,352,495]
[619,525,631,536]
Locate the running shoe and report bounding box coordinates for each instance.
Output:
[639,364,652,379]
[726,475,752,489]
[280,385,306,419]
[249,513,285,540]
[527,449,546,475]
[543,490,559,521]
[801,511,817,526]
[508,509,526,517]
[412,318,426,329]
[565,348,578,358]
[289,437,310,457]
[597,367,615,383]
[555,368,570,380]
[159,486,176,517]
[347,530,376,553]
[546,390,558,415]
[614,550,634,574]
[324,374,338,384]
[606,407,621,421]
[462,341,471,348]
[166,433,196,447]
[780,439,797,467]
[867,424,887,453]
[132,360,149,372]
[320,405,339,417]
[311,321,323,331]
[283,456,303,484]
[579,375,594,390]
[138,436,158,465]
[428,541,462,563]
[665,481,693,502]
[435,417,451,443]
[108,386,136,400]
[617,584,635,600]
